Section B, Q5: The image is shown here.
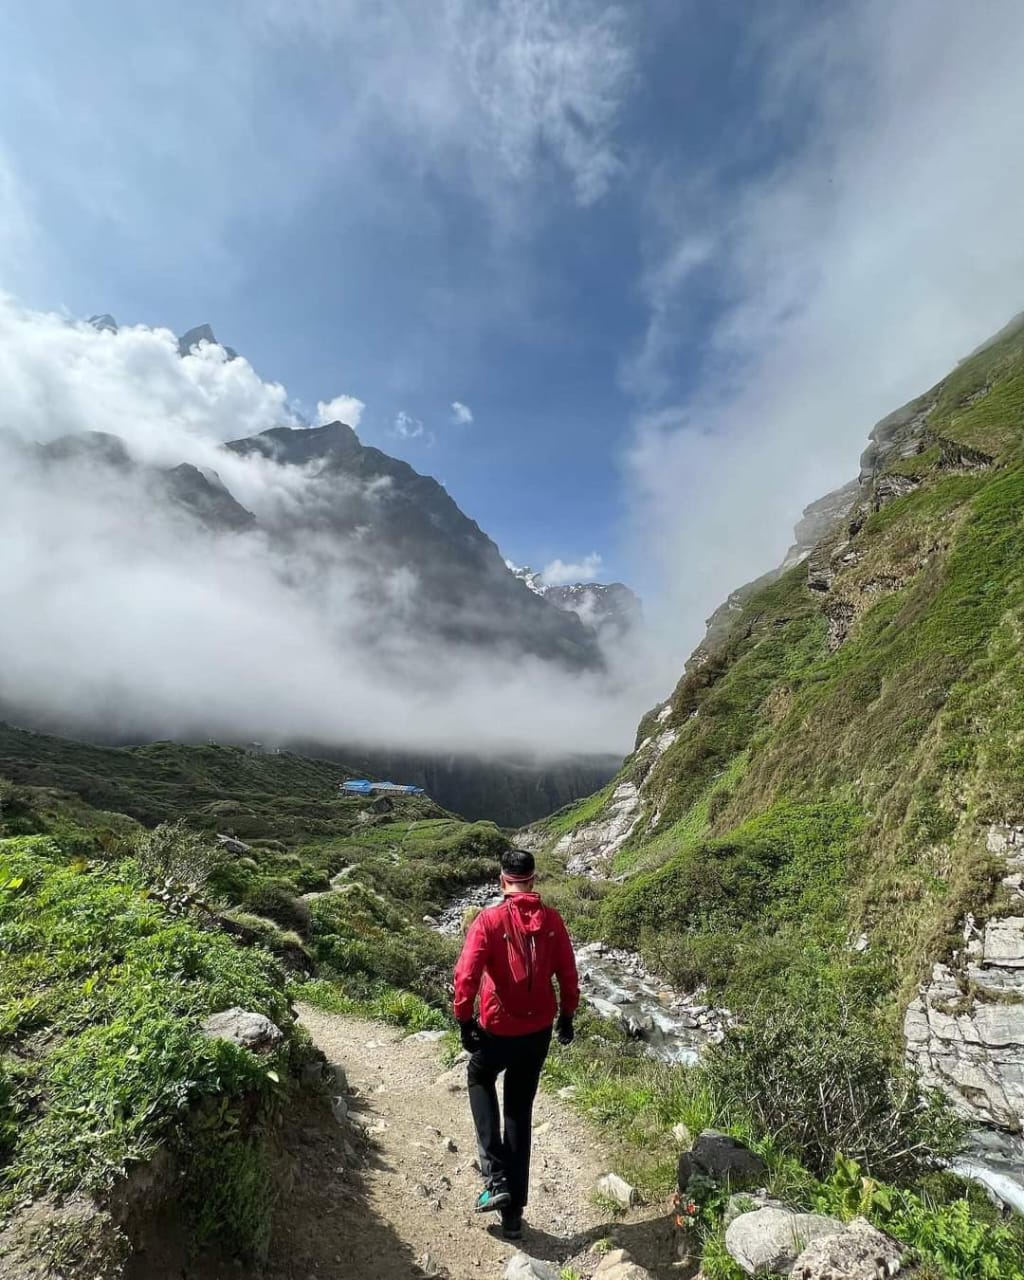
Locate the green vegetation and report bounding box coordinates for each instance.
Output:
[534,319,1024,1275]
[0,742,510,1268]
[0,832,293,1256]
[561,320,1024,1019]
[547,1016,1023,1279]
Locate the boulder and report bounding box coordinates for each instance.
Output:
[725,1207,844,1276]
[200,1007,283,1053]
[596,1172,640,1207]
[723,1191,788,1227]
[678,1130,766,1190]
[504,1253,559,1280]
[790,1216,903,1279]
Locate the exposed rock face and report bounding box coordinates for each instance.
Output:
[725,1207,844,1276]
[858,397,935,480]
[780,479,861,571]
[904,823,1024,1134]
[177,322,238,360]
[557,781,641,876]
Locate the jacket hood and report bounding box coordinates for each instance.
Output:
[504,891,546,933]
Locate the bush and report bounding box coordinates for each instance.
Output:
[242,878,312,937]
[135,821,221,891]
[701,995,963,1181]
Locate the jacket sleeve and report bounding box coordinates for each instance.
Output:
[452,912,489,1022]
[551,911,580,1017]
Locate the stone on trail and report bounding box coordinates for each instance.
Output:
[200,1007,283,1053]
[725,1207,844,1276]
[504,1252,559,1280]
[407,1029,447,1042]
[596,1172,640,1207]
[790,1216,904,1279]
[330,1094,349,1123]
[593,1251,654,1280]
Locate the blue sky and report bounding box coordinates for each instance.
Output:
[3,1,1024,621]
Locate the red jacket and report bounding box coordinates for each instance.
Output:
[453,892,580,1036]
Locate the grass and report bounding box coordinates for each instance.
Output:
[0,833,293,1256]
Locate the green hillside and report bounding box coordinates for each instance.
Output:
[0,735,507,1271]
[539,318,1024,1019]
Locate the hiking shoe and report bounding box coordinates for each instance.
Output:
[500,1211,523,1241]
[474,1185,511,1214]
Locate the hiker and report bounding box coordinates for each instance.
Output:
[453,847,580,1242]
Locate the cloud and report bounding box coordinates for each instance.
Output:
[317,394,365,428]
[624,0,1024,664]
[259,0,634,209]
[394,410,424,439]
[541,554,604,586]
[0,298,656,758]
[451,400,474,425]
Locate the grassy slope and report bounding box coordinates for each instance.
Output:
[552,321,1024,1018]
[0,732,509,1267]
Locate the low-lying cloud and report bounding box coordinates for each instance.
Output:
[0,297,655,758]
[541,555,604,587]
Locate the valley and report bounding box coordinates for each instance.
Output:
[6,314,1024,1278]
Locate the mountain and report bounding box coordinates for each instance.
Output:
[2,322,615,822]
[226,421,603,668]
[508,563,642,644]
[528,311,1024,1195]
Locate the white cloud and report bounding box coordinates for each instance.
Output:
[317,393,365,428]
[290,0,633,207]
[625,0,1024,667]
[541,554,604,586]
[0,299,658,757]
[394,410,424,439]
[451,400,474,425]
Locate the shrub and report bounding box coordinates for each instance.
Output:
[242,878,312,937]
[701,995,963,1181]
[135,820,221,892]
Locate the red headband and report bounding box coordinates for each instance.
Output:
[501,870,535,883]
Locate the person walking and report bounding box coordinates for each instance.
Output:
[452,847,580,1241]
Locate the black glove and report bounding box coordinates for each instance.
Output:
[556,1013,575,1046]
[459,1018,484,1052]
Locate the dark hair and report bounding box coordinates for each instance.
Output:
[501,847,536,878]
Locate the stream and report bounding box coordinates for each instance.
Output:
[432,885,733,1065]
[432,885,1024,1215]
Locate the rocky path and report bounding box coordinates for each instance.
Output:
[260,1008,677,1280]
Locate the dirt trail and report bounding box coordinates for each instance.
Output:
[260,1008,676,1280]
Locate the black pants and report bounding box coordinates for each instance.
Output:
[467,1025,552,1212]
